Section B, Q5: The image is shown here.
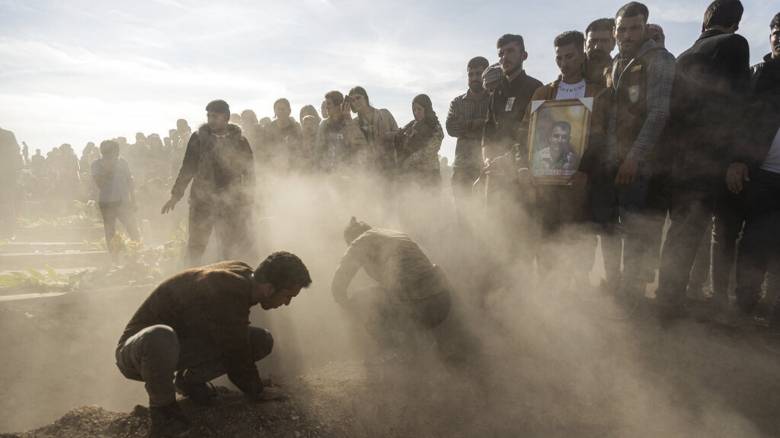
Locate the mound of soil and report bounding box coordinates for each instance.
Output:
[1,387,333,438]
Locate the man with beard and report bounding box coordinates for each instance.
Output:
[347,86,398,215]
[446,56,491,221]
[161,99,256,266]
[483,34,543,167]
[655,0,750,319]
[646,24,666,48]
[315,91,369,174]
[604,2,675,305]
[521,30,610,285]
[584,18,616,86]
[115,252,312,437]
[481,34,543,264]
[347,86,398,175]
[533,122,580,173]
[725,12,780,323]
[266,98,303,174]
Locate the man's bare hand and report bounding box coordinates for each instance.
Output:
[615,158,639,185]
[161,197,178,215]
[726,162,749,194]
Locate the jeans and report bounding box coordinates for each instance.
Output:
[116,324,273,406]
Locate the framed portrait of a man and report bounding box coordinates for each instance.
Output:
[526,98,593,185]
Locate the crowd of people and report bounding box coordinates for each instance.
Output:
[2,0,780,434]
[1,1,778,326]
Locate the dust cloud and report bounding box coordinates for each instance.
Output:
[2,168,779,437]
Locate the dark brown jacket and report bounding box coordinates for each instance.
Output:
[118,261,261,394]
[482,70,544,161]
[734,54,780,171]
[668,30,751,183]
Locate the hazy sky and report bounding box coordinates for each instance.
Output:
[1,0,777,159]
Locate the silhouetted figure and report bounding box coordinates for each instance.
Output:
[446,56,490,218]
[91,140,141,262]
[115,254,311,437]
[162,100,256,266]
[0,127,23,236]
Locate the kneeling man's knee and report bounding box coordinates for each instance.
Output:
[249,327,273,361]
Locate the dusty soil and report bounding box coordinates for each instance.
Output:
[4,279,780,437]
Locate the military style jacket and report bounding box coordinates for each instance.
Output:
[605,40,675,164]
[332,229,446,303]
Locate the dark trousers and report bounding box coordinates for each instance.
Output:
[99,201,141,253]
[712,188,745,299]
[116,325,273,406]
[735,169,780,313]
[657,180,744,305]
[657,186,714,305]
[187,201,254,266]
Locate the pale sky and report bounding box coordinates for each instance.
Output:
[1,0,777,160]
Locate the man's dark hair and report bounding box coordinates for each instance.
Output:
[348,86,370,106]
[552,120,572,134]
[254,251,312,290]
[324,90,344,107]
[299,104,321,124]
[770,12,780,29]
[99,140,119,156]
[616,2,649,22]
[274,98,290,109]
[205,99,230,115]
[497,34,525,51]
[586,18,616,35]
[554,31,585,52]
[703,0,743,31]
[344,216,372,244]
[467,56,490,71]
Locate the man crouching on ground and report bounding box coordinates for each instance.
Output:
[115,252,312,437]
[332,217,452,354]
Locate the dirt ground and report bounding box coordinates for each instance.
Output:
[3,276,780,438]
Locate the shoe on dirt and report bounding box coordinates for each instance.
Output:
[175,372,217,405]
[249,385,288,403]
[149,401,190,438]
